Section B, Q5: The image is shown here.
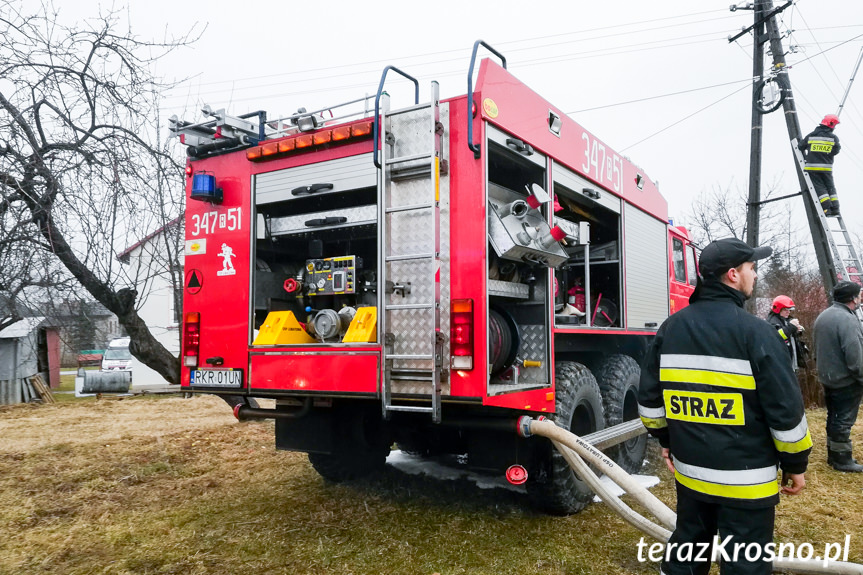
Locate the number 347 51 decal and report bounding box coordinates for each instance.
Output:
[190,208,242,236]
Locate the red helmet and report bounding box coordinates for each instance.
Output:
[771,295,795,314]
[821,114,840,129]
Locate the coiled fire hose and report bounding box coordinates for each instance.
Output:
[519,417,863,575]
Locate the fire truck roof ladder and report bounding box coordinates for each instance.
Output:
[792,139,863,321]
[378,69,444,423]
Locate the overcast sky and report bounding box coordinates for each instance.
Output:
[100,0,863,254]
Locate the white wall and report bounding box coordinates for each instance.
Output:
[122,225,183,388]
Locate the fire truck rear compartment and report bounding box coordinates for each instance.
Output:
[253,153,379,335]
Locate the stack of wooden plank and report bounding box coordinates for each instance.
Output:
[28,375,56,404]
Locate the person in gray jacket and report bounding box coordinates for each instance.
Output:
[813,280,863,472]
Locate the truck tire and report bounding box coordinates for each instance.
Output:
[526,361,604,515]
[593,354,647,474]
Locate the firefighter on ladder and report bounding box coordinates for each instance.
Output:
[799,114,841,217]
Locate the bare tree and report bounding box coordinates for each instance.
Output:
[0,2,196,383]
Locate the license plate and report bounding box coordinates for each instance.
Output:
[190,369,243,388]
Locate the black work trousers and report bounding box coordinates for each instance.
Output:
[661,484,775,575]
[824,382,863,450]
[808,170,839,213]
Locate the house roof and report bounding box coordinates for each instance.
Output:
[117,215,183,263]
[0,317,47,339]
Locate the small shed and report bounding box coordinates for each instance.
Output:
[0,317,61,405]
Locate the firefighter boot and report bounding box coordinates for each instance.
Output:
[828,449,863,472]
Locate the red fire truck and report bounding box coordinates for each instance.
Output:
[172,42,697,514]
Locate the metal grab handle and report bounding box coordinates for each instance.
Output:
[304,216,347,227]
[292,183,333,196]
[467,40,507,159]
[373,66,419,169]
[506,137,534,156]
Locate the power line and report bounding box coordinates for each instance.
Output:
[159,34,734,112]
[566,78,751,114]
[787,31,863,66]
[620,84,750,153]
[164,10,737,93]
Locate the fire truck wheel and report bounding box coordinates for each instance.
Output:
[526,361,604,515]
[593,354,647,475]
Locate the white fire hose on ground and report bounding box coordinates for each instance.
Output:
[519,417,863,575]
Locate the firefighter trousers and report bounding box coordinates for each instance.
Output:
[807,171,839,214]
[660,484,775,575]
[824,382,863,452]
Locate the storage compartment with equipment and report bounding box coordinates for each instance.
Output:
[252,153,379,345]
[485,128,556,393]
[552,161,623,328]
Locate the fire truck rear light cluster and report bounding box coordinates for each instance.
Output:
[246,120,374,162]
[451,299,474,370]
[183,312,200,368]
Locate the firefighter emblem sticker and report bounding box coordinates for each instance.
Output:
[217,243,236,276]
[482,98,499,118]
[185,269,203,295]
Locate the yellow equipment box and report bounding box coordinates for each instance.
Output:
[342,307,377,343]
[253,311,316,345]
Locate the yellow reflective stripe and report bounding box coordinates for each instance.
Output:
[674,470,779,500]
[777,328,788,340]
[804,166,833,171]
[660,368,756,390]
[773,429,813,454]
[808,139,835,144]
[819,196,831,203]
[663,390,745,425]
[640,415,667,429]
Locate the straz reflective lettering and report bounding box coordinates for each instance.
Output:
[663,390,744,425]
[811,143,833,153]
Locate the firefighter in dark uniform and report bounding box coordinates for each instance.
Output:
[766,295,807,371]
[799,114,841,217]
[638,238,811,575]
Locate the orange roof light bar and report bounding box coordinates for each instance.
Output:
[245,119,375,162]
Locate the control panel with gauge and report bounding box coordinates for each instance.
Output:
[305,255,361,296]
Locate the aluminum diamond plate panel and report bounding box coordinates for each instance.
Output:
[489,324,548,387]
[383,104,450,376]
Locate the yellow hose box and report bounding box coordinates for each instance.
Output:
[253,311,316,345]
[342,307,377,343]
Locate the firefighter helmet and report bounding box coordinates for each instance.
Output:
[821,114,840,129]
[771,295,795,314]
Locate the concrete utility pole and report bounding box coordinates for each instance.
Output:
[761,0,839,293]
[745,2,766,260]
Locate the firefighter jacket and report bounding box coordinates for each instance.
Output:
[813,302,863,389]
[766,312,805,367]
[799,124,841,172]
[638,281,812,508]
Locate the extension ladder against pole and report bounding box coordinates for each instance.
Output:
[793,139,863,321]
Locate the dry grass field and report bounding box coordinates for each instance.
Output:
[0,394,861,575]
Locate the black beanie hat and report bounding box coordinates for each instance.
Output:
[833,280,861,303]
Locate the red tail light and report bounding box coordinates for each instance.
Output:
[451,299,474,370]
[183,312,200,368]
